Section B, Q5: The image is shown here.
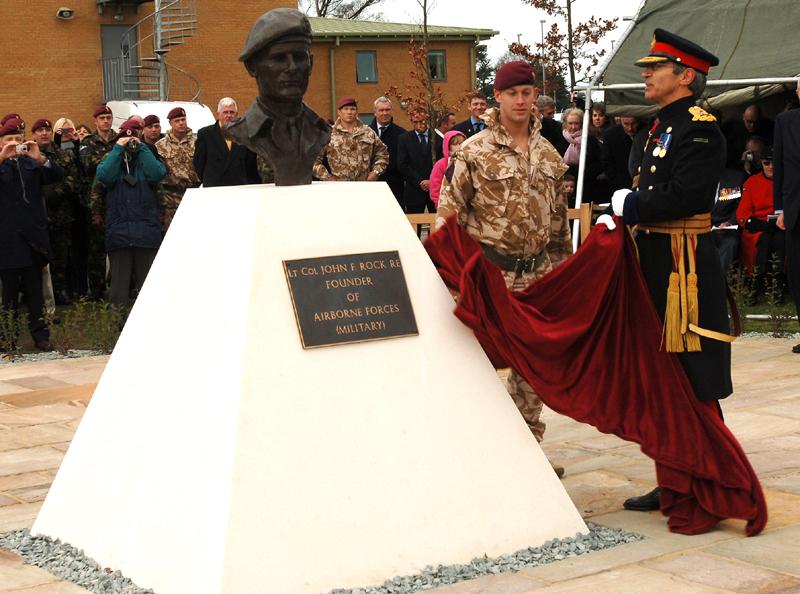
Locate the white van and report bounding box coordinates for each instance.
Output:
[106,100,216,132]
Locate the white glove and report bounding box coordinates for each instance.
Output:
[595,214,616,231]
[612,188,631,216]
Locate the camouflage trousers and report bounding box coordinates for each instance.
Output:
[87,225,107,301]
[159,186,186,234]
[501,258,552,443]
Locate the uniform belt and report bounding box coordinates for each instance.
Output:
[635,213,738,352]
[479,243,544,274]
[636,213,712,235]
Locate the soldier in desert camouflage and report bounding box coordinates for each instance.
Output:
[436,61,571,477]
[156,107,200,232]
[313,96,388,182]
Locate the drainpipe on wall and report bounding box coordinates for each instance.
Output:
[329,37,340,119]
[470,38,477,90]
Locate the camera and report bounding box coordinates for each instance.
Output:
[744,151,754,163]
[55,7,75,20]
[126,138,139,151]
[15,144,29,154]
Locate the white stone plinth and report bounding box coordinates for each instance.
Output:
[32,182,586,594]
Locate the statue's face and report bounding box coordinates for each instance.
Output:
[248,39,312,103]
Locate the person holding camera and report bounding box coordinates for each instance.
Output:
[32,118,81,307]
[93,119,166,308]
[0,118,64,351]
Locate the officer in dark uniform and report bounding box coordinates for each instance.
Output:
[605,30,735,511]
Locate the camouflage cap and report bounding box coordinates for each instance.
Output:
[239,8,312,63]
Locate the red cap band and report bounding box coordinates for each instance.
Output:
[651,41,711,74]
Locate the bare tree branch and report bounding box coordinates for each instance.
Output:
[301,0,385,20]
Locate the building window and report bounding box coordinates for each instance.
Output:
[428,50,447,81]
[356,51,378,83]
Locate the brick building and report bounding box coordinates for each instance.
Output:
[0,1,495,130]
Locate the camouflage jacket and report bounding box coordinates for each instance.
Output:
[156,130,200,189]
[313,119,389,181]
[436,107,572,266]
[41,143,80,227]
[257,155,274,184]
[79,131,115,183]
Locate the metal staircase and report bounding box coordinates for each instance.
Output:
[102,0,201,102]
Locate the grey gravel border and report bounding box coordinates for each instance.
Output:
[1,523,642,594]
[0,529,153,594]
[326,523,643,594]
[0,349,104,365]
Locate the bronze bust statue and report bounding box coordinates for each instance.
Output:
[225,8,330,186]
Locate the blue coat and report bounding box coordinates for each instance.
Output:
[0,156,63,269]
[96,143,166,252]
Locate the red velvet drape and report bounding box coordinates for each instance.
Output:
[425,216,767,536]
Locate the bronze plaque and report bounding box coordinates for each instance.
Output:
[283,251,418,348]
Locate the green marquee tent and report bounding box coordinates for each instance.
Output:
[598,0,800,116]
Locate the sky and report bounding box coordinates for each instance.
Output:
[379,0,645,63]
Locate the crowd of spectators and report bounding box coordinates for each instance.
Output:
[0,88,794,352]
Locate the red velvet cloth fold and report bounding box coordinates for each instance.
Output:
[425,216,767,536]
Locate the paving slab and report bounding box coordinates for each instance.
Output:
[424,573,546,593]
[518,565,732,593]
[705,524,800,576]
[1,340,797,594]
[642,551,800,593]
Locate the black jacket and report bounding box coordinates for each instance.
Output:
[0,156,63,269]
[396,129,434,210]
[622,96,730,401]
[601,124,634,191]
[540,117,568,155]
[453,118,485,138]
[368,119,406,200]
[193,121,259,187]
[773,108,800,230]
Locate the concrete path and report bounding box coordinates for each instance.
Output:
[0,336,797,593]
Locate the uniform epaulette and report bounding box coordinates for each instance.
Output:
[688,106,716,122]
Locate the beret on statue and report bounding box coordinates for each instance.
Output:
[239,8,312,63]
[494,60,536,91]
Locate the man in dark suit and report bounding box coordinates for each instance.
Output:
[397,109,434,213]
[773,86,800,353]
[433,111,456,161]
[601,116,641,191]
[368,96,406,205]
[193,98,260,187]
[453,94,488,138]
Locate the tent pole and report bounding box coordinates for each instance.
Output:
[572,88,593,252]
[571,0,646,251]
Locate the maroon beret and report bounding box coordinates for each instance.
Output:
[167,107,186,120]
[1,113,21,126]
[0,118,25,136]
[336,96,357,110]
[119,119,142,133]
[31,118,53,132]
[494,60,536,91]
[93,105,113,118]
[143,114,160,126]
